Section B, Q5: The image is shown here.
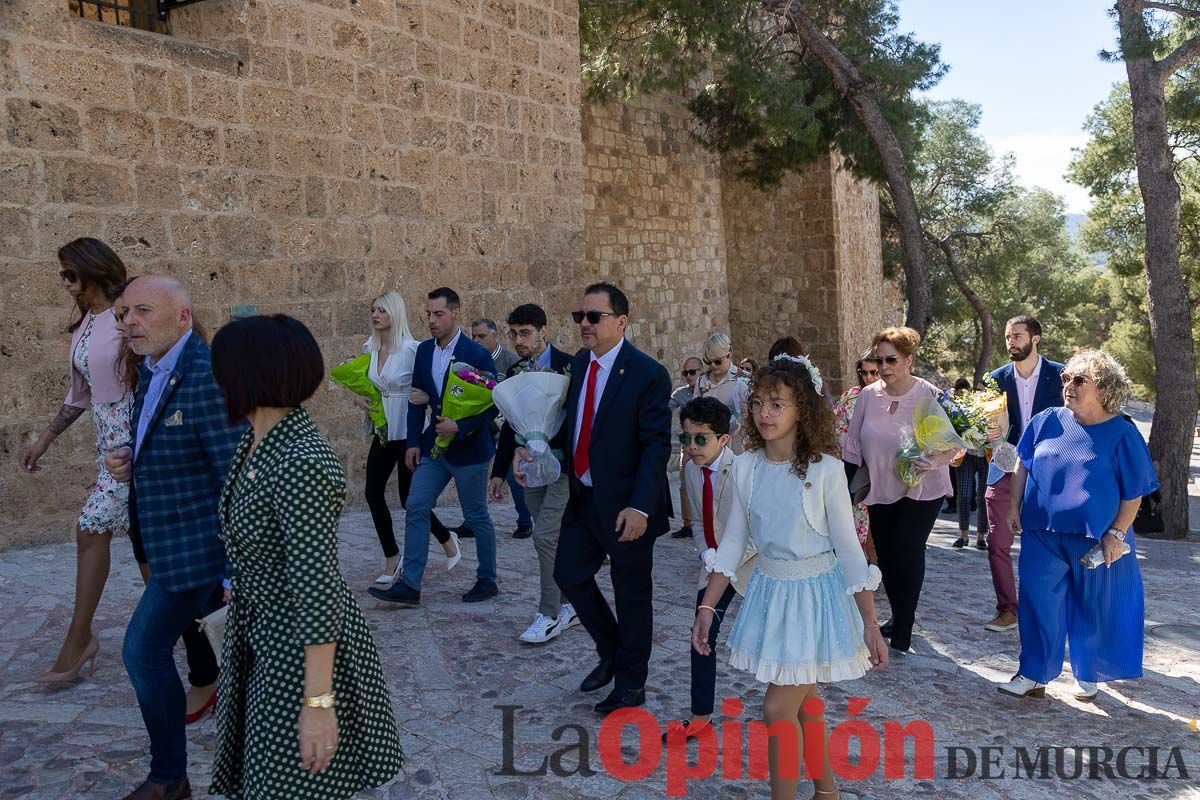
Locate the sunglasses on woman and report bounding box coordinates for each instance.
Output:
[681,368,699,377]
[571,310,616,325]
[678,433,717,447]
[858,367,879,378]
[1061,373,1091,387]
[876,354,901,365]
[703,354,729,367]
[59,269,78,283]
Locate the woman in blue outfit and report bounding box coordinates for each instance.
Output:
[998,349,1158,702]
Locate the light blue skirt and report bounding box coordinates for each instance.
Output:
[727,552,872,685]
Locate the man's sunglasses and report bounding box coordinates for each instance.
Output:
[681,368,699,377]
[571,310,616,325]
[59,269,78,283]
[1061,373,1091,387]
[678,433,717,447]
[703,354,730,367]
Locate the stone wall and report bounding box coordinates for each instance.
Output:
[0,0,585,546]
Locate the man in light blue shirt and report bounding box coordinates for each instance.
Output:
[134,328,192,457]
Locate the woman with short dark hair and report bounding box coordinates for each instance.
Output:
[20,238,134,686]
[209,315,403,800]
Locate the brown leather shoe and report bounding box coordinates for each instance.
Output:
[984,611,1018,632]
[121,778,192,800]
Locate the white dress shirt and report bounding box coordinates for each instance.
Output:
[572,337,625,487]
[1014,356,1043,436]
[431,329,462,400]
[366,337,419,442]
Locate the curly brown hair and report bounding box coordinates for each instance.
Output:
[743,359,838,479]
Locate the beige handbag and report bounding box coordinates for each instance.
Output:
[198,605,228,667]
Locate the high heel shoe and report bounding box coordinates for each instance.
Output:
[445,531,462,572]
[34,636,99,686]
[185,688,217,725]
[374,561,402,585]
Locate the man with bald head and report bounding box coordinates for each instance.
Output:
[106,276,245,800]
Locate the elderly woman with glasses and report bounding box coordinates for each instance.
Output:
[834,349,880,561]
[696,332,751,454]
[842,327,952,653]
[997,350,1157,702]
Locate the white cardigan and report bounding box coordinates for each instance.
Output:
[365,337,420,442]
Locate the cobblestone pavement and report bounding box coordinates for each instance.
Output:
[2,490,1198,800]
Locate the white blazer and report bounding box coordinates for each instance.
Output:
[365,337,420,442]
[685,447,758,594]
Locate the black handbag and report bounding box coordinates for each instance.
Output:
[848,463,871,505]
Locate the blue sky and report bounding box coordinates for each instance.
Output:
[897,1,1128,213]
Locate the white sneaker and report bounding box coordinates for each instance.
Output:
[444,532,462,572]
[1074,680,1099,701]
[558,602,580,630]
[518,613,561,644]
[997,674,1047,698]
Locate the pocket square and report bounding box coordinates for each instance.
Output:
[165,410,184,427]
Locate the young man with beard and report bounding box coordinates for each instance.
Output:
[983,316,1064,632]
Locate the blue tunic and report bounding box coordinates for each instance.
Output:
[1016,408,1159,540]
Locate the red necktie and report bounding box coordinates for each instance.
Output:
[574,360,600,478]
[702,467,717,549]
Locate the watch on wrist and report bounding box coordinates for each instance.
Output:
[303,692,335,709]
[1106,527,1126,542]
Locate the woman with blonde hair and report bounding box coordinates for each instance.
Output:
[696,331,751,453]
[358,292,460,586]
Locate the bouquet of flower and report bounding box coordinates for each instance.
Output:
[896,395,969,488]
[330,354,387,431]
[431,362,497,459]
[492,371,570,488]
[975,374,1014,471]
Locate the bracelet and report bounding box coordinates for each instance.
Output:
[303,692,335,709]
[697,605,717,615]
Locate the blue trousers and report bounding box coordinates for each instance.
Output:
[1017,529,1144,684]
[123,578,222,784]
[403,456,496,590]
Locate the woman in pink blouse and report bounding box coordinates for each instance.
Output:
[842,327,952,653]
[19,238,134,685]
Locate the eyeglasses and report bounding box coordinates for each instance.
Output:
[749,398,799,416]
[875,354,901,365]
[857,367,879,378]
[571,310,616,325]
[703,354,730,367]
[678,433,717,447]
[681,368,699,377]
[1061,373,1091,387]
[59,269,78,283]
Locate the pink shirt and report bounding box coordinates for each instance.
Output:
[841,377,952,505]
[64,308,128,409]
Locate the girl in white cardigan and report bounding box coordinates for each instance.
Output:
[692,355,888,800]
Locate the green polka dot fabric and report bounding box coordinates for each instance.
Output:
[211,408,403,800]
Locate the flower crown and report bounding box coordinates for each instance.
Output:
[771,353,823,394]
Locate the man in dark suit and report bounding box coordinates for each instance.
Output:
[369,287,499,606]
[491,303,579,644]
[982,315,1064,634]
[106,276,245,800]
[548,282,672,714]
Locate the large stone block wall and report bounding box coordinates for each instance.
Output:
[0,0,585,546]
[581,94,729,366]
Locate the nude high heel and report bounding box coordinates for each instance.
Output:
[34,635,99,686]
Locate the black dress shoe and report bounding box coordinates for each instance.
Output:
[595,687,646,714]
[879,620,894,638]
[451,524,475,539]
[661,719,711,742]
[580,658,615,692]
[121,777,192,800]
[368,579,421,607]
[670,525,694,539]
[512,525,533,539]
[462,578,498,603]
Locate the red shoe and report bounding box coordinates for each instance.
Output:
[184,689,217,725]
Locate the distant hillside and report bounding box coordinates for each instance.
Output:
[1065,213,1108,267]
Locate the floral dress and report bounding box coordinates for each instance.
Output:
[74,312,132,535]
[211,408,403,800]
[833,386,869,545]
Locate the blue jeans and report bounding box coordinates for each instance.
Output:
[403,456,496,590]
[507,468,532,527]
[122,578,221,784]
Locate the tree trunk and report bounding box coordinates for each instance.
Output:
[777,3,933,336]
[1117,0,1197,539]
[936,238,992,387]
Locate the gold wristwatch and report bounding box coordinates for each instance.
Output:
[303,692,336,709]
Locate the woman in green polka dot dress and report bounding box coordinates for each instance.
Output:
[209,315,403,800]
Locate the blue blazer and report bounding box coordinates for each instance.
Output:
[405,332,498,466]
[130,334,246,592]
[561,340,673,541]
[990,357,1065,445]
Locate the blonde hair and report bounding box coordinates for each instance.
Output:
[872,326,921,358]
[370,292,414,352]
[703,331,732,358]
[1065,349,1131,414]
